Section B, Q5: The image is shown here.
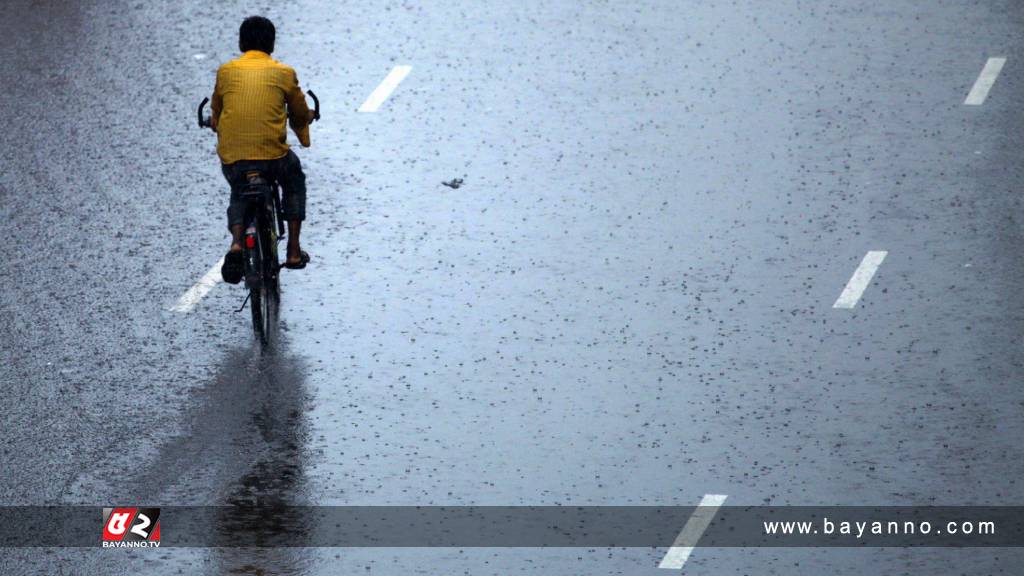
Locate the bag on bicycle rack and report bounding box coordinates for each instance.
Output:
[240,170,273,200]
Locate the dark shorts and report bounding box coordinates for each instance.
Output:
[222,149,306,230]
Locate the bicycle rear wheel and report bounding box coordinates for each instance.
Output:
[250,220,279,346]
[250,283,276,346]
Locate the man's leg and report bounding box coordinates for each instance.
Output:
[230,225,244,252]
[275,151,308,267]
[286,220,302,264]
[222,163,246,284]
[224,163,247,244]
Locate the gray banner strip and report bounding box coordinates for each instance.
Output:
[2,507,1023,548]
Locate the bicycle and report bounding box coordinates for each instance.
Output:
[196,91,320,345]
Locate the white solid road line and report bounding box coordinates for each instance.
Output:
[658,494,728,570]
[170,258,224,313]
[964,57,1006,105]
[833,250,887,309]
[358,65,412,112]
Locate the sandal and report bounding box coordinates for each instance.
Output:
[221,250,244,284]
[282,250,310,270]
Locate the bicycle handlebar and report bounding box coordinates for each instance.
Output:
[307,89,320,121]
[196,91,320,130]
[197,97,211,128]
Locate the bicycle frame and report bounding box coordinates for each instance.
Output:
[241,184,281,287]
[239,177,283,345]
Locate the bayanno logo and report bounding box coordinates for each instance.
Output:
[101,507,161,548]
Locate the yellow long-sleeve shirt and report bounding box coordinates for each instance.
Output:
[210,50,310,164]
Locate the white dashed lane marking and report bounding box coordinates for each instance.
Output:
[170,258,223,313]
[964,57,1006,105]
[833,250,887,309]
[658,494,728,570]
[358,65,412,112]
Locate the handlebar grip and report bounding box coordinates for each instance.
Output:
[307,89,320,121]
[197,97,211,128]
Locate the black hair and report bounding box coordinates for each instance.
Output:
[239,16,275,54]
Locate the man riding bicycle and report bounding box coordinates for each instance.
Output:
[210,16,315,284]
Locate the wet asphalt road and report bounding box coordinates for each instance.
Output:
[2,0,1024,573]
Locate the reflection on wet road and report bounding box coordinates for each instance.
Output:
[212,342,314,576]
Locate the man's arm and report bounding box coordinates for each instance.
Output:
[210,68,223,132]
[285,68,311,147]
